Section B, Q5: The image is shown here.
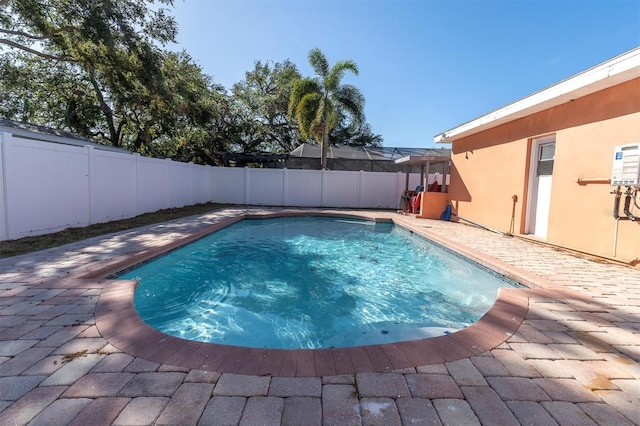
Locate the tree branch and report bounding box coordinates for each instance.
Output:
[0,38,74,61]
[0,26,78,40]
[116,119,127,146]
[0,28,50,40]
[87,70,118,145]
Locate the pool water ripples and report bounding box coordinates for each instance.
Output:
[119,217,517,349]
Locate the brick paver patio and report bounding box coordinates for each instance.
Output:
[0,207,638,425]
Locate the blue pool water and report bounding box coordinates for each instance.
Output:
[118,216,517,349]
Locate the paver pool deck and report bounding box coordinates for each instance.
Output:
[0,207,638,425]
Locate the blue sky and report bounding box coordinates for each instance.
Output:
[168,0,640,148]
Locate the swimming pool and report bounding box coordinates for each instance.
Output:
[118,216,518,349]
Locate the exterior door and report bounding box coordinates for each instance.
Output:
[528,138,555,238]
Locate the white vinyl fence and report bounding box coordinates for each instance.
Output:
[0,130,445,241]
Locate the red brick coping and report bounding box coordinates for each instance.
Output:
[54,212,563,377]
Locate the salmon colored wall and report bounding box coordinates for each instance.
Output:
[448,138,529,233]
[417,192,448,219]
[448,78,640,263]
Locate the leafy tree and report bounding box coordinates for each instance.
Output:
[172,90,247,166]
[0,53,102,132]
[0,1,169,149]
[1,2,383,165]
[289,48,365,169]
[232,60,302,153]
[0,0,176,62]
[0,0,236,162]
[116,50,229,158]
[329,113,383,148]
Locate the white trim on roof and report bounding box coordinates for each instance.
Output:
[434,47,640,143]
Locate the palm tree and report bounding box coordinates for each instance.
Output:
[288,48,365,169]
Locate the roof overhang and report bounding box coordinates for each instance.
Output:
[394,154,450,165]
[434,47,640,144]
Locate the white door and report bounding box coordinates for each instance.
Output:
[528,139,555,238]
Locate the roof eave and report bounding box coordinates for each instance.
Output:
[394,154,450,165]
[434,47,640,144]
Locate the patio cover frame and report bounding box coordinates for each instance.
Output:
[395,154,451,193]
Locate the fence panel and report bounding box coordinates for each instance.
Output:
[137,156,170,214]
[192,164,211,204]
[0,134,7,241]
[0,129,447,240]
[90,148,137,223]
[3,135,90,239]
[168,160,193,208]
[399,173,422,196]
[284,169,322,207]
[212,167,245,204]
[360,171,402,209]
[246,168,284,206]
[322,171,362,208]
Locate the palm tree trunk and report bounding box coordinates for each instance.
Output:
[321,121,328,169]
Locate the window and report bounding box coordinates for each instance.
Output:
[537,142,555,176]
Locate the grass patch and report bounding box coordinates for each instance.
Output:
[0,202,231,259]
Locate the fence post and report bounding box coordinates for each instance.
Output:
[396,171,402,210]
[85,145,95,225]
[134,153,140,216]
[320,169,326,208]
[0,132,12,240]
[244,167,250,205]
[283,168,288,207]
[165,158,172,209]
[207,165,214,203]
[359,170,365,208]
[189,161,198,206]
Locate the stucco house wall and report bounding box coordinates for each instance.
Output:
[442,65,640,264]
